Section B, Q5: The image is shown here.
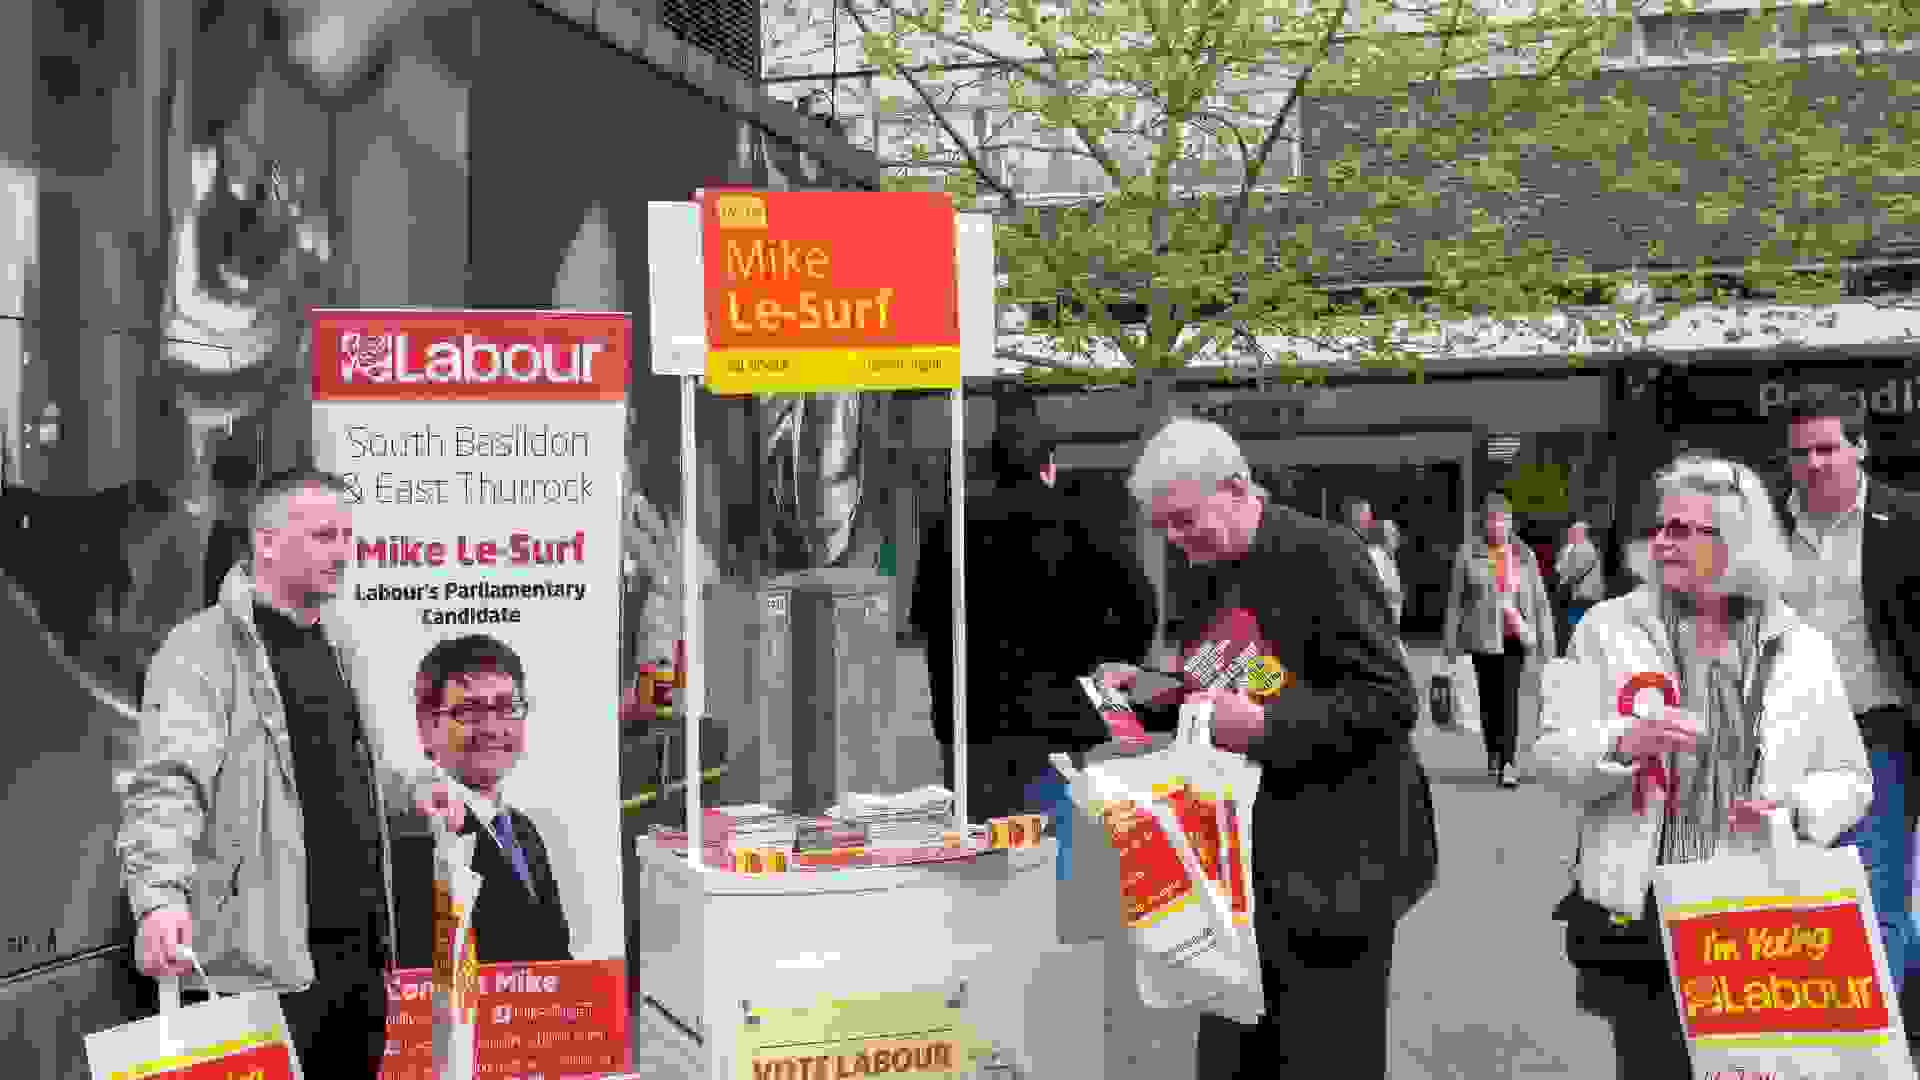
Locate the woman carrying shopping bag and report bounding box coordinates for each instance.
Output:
[1530,453,1874,1078]
[1445,493,1556,787]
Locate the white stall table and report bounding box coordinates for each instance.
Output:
[634,838,1107,1079]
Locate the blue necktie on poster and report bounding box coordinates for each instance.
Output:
[492,812,534,890]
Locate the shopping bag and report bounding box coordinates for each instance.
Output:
[1448,654,1482,734]
[1051,709,1264,1026]
[1654,808,1917,1080]
[85,947,303,1080]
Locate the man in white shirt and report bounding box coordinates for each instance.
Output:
[1781,388,1920,992]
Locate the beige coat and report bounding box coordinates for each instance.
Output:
[115,564,429,994]
[1444,536,1555,656]
[1528,586,1872,919]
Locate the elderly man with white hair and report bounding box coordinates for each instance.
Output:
[1102,417,1438,1078]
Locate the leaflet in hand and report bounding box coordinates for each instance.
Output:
[1078,676,1151,745]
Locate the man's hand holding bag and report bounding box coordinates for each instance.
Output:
[85,946,303,1080]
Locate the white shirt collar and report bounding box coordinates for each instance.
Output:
[434,764,507,825]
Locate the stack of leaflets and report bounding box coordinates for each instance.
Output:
[720,804,803,853]
[829,786,955,850]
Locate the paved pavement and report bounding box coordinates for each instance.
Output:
[632,640,1632,1078]
[1392,639,1620,1080]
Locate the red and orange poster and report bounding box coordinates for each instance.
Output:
[699,190,960,393]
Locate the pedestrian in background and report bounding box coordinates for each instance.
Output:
[1446,492,1556,788]
[1342,496,1375,545]
[1368,519,1406,628]
[1532,452,1870,1077]
[1779,388,1920,996]
[1554,520,1606,655]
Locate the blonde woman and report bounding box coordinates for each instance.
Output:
[1530,454,1872,1077]
[1445,493,1556,787]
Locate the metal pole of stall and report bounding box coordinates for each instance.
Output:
[950,385,968,832]
[682,374,704,858]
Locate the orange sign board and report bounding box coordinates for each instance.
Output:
[700,190,960,393]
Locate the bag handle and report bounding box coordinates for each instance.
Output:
[1177,702,1214,749]
[158,944,214,1014]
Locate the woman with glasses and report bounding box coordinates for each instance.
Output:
[1445,493,1557,787]
[1530,454,1872,1077]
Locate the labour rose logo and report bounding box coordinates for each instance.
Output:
[340,330,395,381]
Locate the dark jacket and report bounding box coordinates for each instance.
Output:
[1149,501,1439,940]
[1781,476,1920,757]
[910,482,1158,804]
[390,805,573,970]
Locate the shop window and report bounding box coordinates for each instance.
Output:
[1643,10,1754,59]
[1776,3,1869,50]
[662,0,759,79]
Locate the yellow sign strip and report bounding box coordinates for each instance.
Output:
[111,1027,285,1080]
[705,345,961,394]
[1692,1033,1892,1048]
[1663,892,1859,920]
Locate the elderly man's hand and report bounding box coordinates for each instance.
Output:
[1188,688,1266,753]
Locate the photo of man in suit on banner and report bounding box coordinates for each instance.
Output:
[390,634,575,970]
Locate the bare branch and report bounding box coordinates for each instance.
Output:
[842,0,1017,205]
[1229,1,1351,249]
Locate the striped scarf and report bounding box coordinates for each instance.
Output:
[1489,545,1512,593]
[1656,611,1763,866]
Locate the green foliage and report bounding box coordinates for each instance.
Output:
[848,0,1920,385]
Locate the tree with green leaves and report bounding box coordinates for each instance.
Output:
[841,0,1920,387]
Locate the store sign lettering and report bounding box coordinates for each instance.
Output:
[1756,376,1920,417]
[750,1039,959,1078]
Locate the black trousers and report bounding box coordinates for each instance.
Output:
[1574,957,1694,1077]
[1195,924,1397,1078]
[1472,638,1529,769]
[280,923,390,1079]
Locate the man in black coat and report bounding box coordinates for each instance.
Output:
[910,411,1159,824]
[1106,417,1438,1079]
[391,634,573,969]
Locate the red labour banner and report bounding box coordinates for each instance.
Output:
[380,959,630,1079]
[311,309,632,402]
[1666,903,1890,1038]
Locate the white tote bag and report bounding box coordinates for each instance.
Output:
[1449,653,1483,734]
[1052,708,1263,1025]
[85,947,304,1080]
[1654,809,1916,1080]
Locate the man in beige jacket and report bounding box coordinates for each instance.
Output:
[117,469,458,1078]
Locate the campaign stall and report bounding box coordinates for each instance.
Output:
[308,309,634,1079]
[632,191,1106,1080]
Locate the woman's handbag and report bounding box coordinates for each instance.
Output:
[1429,673,1456,730]
[1552,884,1666,981]
[84,947,304,1080]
